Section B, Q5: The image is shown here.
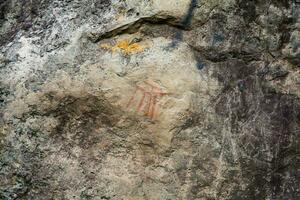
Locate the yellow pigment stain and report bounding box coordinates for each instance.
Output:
[100,40,146,55]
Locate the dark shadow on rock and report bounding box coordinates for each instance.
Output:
[212,58,300,199]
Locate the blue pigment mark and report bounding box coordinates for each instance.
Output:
[196,60,205,70]
[167,0,198,49]
[212,33,225,46]
[181,0,198,28]
[164,0,207,71]
[237,80,246,92]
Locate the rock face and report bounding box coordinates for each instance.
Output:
[0,0,299,199]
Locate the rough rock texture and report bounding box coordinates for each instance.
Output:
[0,0,300,199]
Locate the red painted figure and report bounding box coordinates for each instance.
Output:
[127,81,169,119]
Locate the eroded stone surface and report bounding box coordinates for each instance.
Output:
[0,0,299,199]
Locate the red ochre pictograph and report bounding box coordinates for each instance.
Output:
[126,81,169,119]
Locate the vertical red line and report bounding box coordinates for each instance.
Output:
[146,94,153,117]
[149,95,157,119]
[137,92,146,112]
[143,92,150,116]
[126,88,138,108]
[147,85,154,118]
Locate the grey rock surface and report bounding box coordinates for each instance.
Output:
[0,0,299,199]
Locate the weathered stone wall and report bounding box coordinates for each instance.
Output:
[0,0,299,199]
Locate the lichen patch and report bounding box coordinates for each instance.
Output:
[100,39,148,55]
